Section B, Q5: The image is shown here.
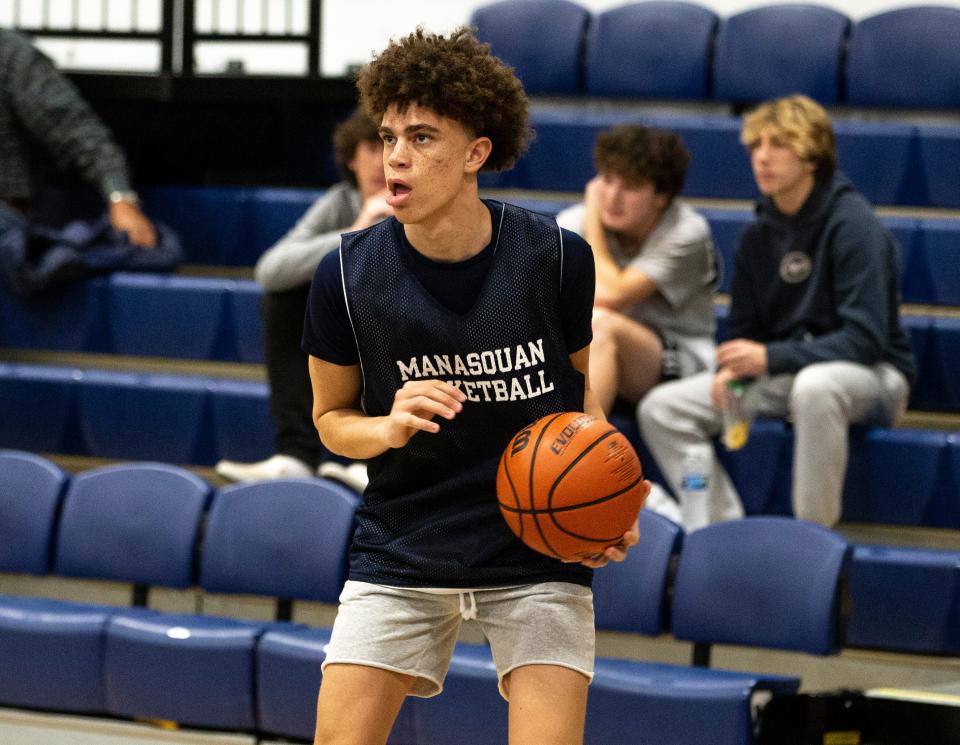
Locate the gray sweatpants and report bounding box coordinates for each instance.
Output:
[638,361,910,529]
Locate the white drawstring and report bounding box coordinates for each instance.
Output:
[458,590,478,621]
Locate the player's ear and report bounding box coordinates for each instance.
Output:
[465,136,492,174]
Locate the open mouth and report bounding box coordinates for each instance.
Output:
[387,180,412,207]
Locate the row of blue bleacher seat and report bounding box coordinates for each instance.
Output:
[138,187,960,304]
[1,358,959,530]
[3,272,957,412]
[472,1,960,109]
[1,451,957,744]
[481,108,960,208]
[470,2,960,207]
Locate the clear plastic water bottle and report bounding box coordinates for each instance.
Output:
[679,443,713,530]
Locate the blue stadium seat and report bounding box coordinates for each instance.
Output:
[584,2,717,99]
[0,597,149,713]
[913,219,960,306]
[246,187,321,258]
[209,379,274,464]
[916,125,960,209]
[105,479,358,731]
[0,363,83,454]
[588,517,847,745]
[471,0,590,95]
[863,429,950,527]
[917,318,960,413]
[834,122,919,206]
[143,186,252,266]
[846,7,960,109]
[0,278,108,352]
[0,462,205,714]
[108,273,234,360]
[511,106,753,197]
[847,545,960,655]
[0,450,66,575]
[201,479,358,602]
[672,518,848,653]
[54,463,211,586]
[229,280,265,363]
[593,509,683,635]
[77,369,216,464]
[901,314,933,410]
[587,658,799,745]
[105,612,274,730]
[714,4,849,105]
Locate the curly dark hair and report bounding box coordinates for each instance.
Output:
[594,126,691,201]
[356,27,531,172]
[332,108,381,187]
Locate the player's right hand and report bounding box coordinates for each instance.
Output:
[379,380,466,449]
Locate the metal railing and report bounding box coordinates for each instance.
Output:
[3,0,321,76]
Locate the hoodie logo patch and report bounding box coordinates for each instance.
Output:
[779,251,812,284]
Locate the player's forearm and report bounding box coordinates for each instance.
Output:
[316,408,393,460]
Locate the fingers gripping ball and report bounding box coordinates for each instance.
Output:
[496,412,647,561]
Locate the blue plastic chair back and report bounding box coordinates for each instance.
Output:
[585,1,718,99]
[0,450,67,574]
[593,509,683,635]
[200,479,359,602]
[54,463,210,587]
[471,0,589,94]
[672,517,849,655]
[846,7,960,108]
[714,4,849,104]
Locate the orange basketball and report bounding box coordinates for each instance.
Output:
[496,411,647,562]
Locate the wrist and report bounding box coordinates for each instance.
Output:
[108,189,140,207]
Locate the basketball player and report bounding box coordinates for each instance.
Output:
[302,28,647,745]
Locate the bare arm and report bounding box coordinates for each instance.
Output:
[309,356,465,459]
[581,178,658,310]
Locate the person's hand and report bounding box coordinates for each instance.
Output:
[351,189,393,230]
[710,366,738,410]
[378,379,465,449]
[109,201,157,248]
[716,339,767,379]
[579,480,650,568]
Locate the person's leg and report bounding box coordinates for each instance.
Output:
[478,582,594,743]
[589,308,663,415]
[788,361,909,527]
[313,664,413,745]
[262,285,324,467]
[505,665,588,745]
[638,372,743,528]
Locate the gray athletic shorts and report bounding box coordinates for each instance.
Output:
[321,580,595,699]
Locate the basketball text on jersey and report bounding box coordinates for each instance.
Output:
[395,337,557,403]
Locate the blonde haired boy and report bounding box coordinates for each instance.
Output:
[639,94,915,530]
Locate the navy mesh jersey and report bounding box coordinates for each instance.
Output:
[340,200,592,588]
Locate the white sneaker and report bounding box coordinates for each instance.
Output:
[317,461,369,493]
[215,454,313,483]
[643,481,683,525]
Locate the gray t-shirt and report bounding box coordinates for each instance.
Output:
[556,200,717,374]
[254,181,361,292]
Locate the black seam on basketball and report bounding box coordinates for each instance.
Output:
[548,428,638,542]
[498,471,643,517]
[499,448,524,539]
[527,413,568,560]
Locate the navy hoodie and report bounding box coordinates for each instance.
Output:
[728,171,915,384]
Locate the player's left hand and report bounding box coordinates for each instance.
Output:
[580,514,640,568]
